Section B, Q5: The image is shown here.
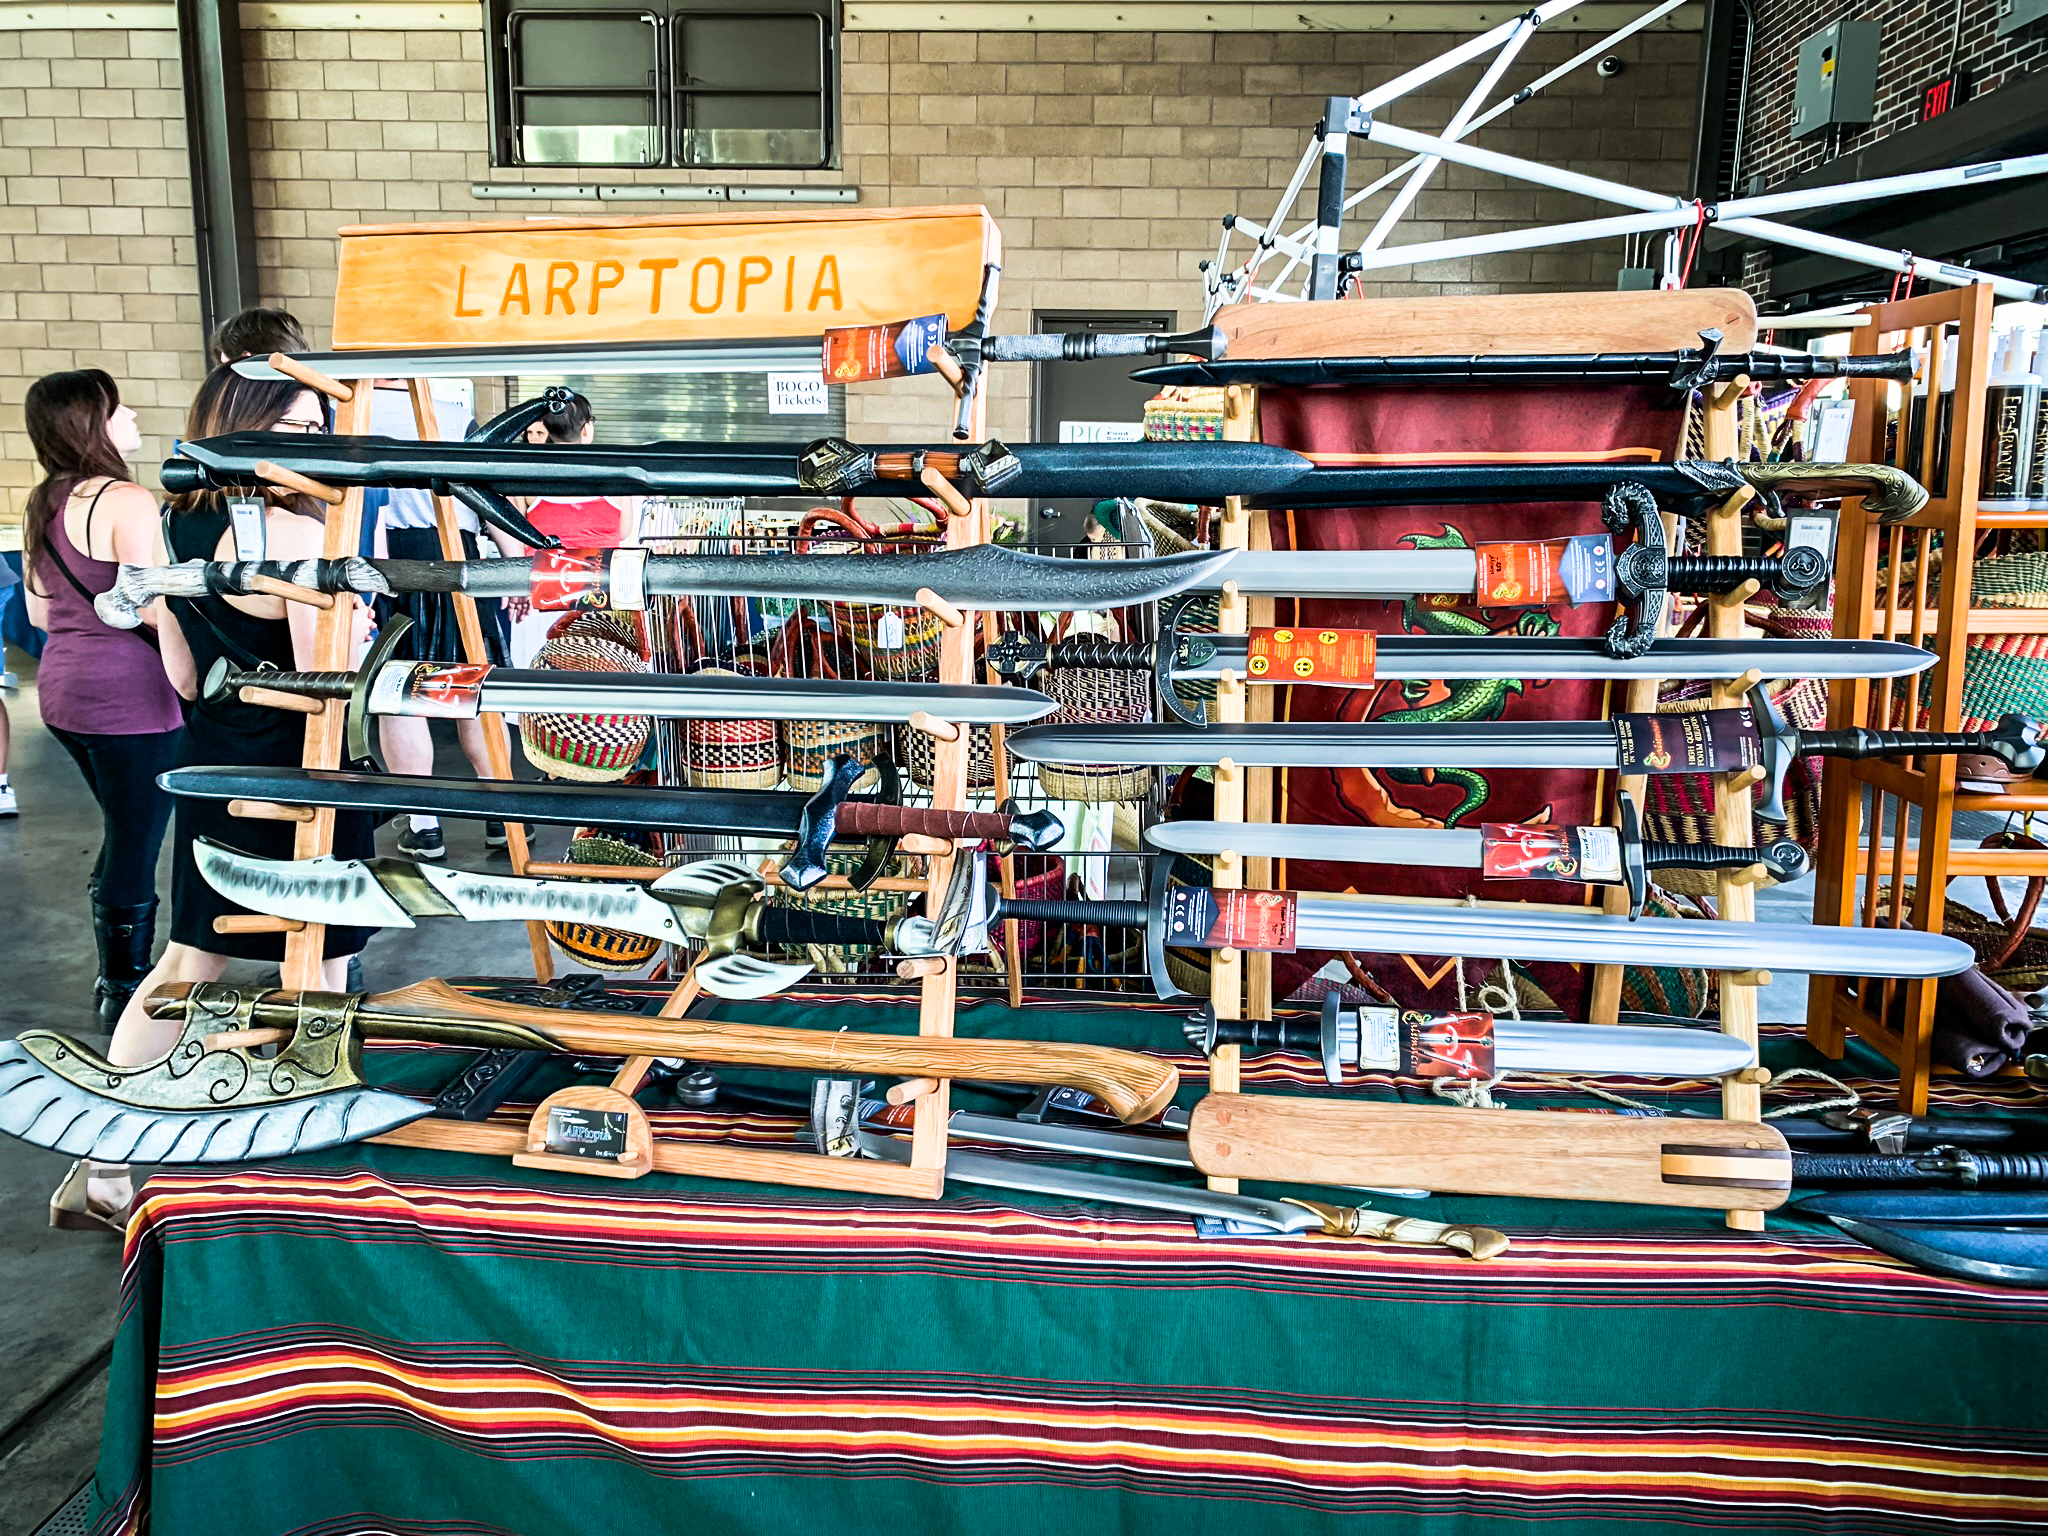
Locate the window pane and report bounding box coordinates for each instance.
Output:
[678,15,822,92]
[515,15,657,90]
[681,94,823,167]
[518,92,657,165]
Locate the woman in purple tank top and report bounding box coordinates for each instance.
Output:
[19,370,184,1228]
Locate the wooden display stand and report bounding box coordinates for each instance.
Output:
[1808,283,2035,1113]
[235,207,1004,1200]
[1216,289,1771,1229]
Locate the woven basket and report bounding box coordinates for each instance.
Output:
[680,663,781,789]
[905,721,998,792]
[545,832,663,972]
[1142,386,1227,442]
[794,508,949,681]
[1037,610,1156,804]
[1959,550,2048,728]
[517,631,652,783]
[768,613,886,791]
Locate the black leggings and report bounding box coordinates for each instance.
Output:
[48,726,181,907]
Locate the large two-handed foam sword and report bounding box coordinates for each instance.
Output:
[1011,685,2045,826]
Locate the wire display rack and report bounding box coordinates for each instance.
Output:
[577,509,1174,996]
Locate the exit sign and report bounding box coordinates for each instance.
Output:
[1921,72,1969,120]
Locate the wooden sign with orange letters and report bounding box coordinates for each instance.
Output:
[330,205,1000,351]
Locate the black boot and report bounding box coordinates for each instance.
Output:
[92,899,157,1025]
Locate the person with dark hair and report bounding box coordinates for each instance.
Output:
[18,369,183,1030]
[506,391,639,667]
[365,380,520,859]
[209,305,308,367]
[49,364,375,1234]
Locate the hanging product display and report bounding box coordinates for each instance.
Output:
[93,542,1238,631]
[1147,792,1808,916]
[1009,687,2045,824]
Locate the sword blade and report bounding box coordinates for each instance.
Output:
[1148,820,1485,868]
[1008,720,1624,769]
[1829,1216,2048,1287]
[0,1040,428,1162]
[166,766,835,836]
[1205,547,1477,596]
[196,844,692,945]
[444,544,1238,609]
[1286,897,1971,979]
[1491,1018,1753,1077]
[1175,634,1934,683]
[432,668,1055,726]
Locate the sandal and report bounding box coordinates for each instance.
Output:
[48,1158,132,1234]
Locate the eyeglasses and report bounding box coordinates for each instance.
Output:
[273,416,325,433]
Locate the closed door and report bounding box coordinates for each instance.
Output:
[1031,310,1175,546]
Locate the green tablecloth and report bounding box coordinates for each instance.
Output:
[86,988,2048,1534]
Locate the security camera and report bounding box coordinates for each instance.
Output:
[1596,55,1625,77]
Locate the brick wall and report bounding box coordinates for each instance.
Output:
[0,26,201,521]
[1739,0,2048,194]
[0,17,1700,518]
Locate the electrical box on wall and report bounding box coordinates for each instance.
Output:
[1792,20,1881,138]
[1998,0,2048,38]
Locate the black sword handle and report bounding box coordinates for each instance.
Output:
[1664,547,1830,601]
[1794,715,2046,775]
[1795,1149,2048,1186]
[203,658,355,703]
[754,905,897,950]
[998,897,1150,927]
[1643,839,1811,882]
[987,633,1155,681]
[1200,1014,1324,1054]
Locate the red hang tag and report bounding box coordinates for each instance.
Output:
[368,661,490,719]
[820,314,947,383]
[1162,888,1299,952]
[1611,707,1762,774]
[1479,823,1625,884]
[1474,536,1613,606]
[1400,1010,1497,1080]
[1245,626,1376,684]
[530,548,616,612]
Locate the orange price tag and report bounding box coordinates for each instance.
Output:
[1245,626,1376,683]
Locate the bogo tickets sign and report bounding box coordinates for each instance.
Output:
[769,372,830,415]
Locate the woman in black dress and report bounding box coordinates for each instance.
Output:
[108,365,379,1053]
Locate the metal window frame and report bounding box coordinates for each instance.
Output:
[486,0,839,172]
[501,6,667,169]
[670,7,836,171]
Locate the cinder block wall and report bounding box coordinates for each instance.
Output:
[1,18,1700,517]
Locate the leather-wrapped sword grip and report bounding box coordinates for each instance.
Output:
[1644,839,1811,883]
[754,906,894,951]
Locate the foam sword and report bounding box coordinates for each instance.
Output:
[0,978,1180,1165]
[1008,685,2046,826]
[1147,791,1808,917]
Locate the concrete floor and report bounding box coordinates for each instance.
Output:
[0,647,542,1535]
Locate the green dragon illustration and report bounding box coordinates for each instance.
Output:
[1366,525,1562,826]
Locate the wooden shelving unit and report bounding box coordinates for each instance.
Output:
[1807,282,2044,1113]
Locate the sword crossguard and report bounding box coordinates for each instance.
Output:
[781,754,878,891]
[1603,482,1666,661]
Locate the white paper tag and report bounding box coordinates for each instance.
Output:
[1357,1005,1401,1072]
[768,372,830,415]
[1787,513,1832,559]
[229,498,266,561]
[1573,825,1626,884]
[874,610,906,651]
[610,548,647,611]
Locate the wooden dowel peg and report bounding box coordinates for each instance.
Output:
[1216,668,1243,699]
[1731,667,1763,692]
[1730,1066,1773,1086]
[253,460,345,507]
[1216,946,1240,964]
[266,351,353,403]
[228,798,316,822]
[244,574,335,609]
[523,861,666,881]
[895,956,950,979]
[908,711,961,742]
[238,684,326,715]
[1725,862,1775,888]
[918,464,974,520]
[896,833,952,856]
[1723,968,1773,988]
[1725,763,1769,789]
[1218,579,1244,622]
[759,867,931,895]
[925,345,966,390]
[886,1076,940,1105]
[1214,849,1241,880]
[1718,579,1763,606]
[1214,756,1240,785]
[914,587,965,629]
[205,1027,292,1050]
[214,914,305,934]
